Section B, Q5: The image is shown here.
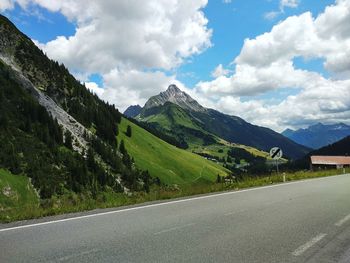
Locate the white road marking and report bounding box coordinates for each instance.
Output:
[154,223,195,235]
[0,175,345,233]
[335,214,350,227]
[292,233,327,256]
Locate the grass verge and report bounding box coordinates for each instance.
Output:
[1,168,348,223]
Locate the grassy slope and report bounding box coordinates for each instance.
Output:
[118,118,229,185]
[139,103,272,161]
[0,169,39,220]
[142,103,200,130]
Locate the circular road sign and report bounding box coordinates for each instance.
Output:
[270,147,283,160]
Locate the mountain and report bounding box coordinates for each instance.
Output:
[282,123,350,149]
[124,105,142,118]
[135,85,310,159]
[144,84,206,112]
[0,14,229,205]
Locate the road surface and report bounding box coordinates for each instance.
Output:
[1,174,350,262]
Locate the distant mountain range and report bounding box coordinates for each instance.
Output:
[125,85,310,159]
[282,123,350,149]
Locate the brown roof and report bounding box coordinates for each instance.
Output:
[311,156,350,165]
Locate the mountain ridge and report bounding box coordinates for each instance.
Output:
[282,122,350,149]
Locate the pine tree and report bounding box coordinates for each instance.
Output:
[126,125,132,137]
[119,139,126,155]
[64,130,73,149]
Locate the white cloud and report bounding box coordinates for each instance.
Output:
[264,0,300,20]
[0,0,14,11]
[17,0,212,76]
[85,82,104,97]
[264,11,280,20]
[222,0,232,3]
[195,0,350,130]
[211,64,230,78]
[85,70,180,112]
[2,0,213,113]
[280,0,300,10]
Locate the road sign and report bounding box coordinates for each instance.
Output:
[270,147,283,160]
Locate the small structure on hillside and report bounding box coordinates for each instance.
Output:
[310,156,350,170]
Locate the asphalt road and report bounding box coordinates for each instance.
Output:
[1,174,350,262]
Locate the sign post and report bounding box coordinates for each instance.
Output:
[269,147,283,176]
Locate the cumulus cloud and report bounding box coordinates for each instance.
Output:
[84,70,181,112]
[211,64,230,78]
[85,82,104,97]
[13,0,212,75]
[195,0,350,130]
[0,0,14,11]
[1,0,213,113]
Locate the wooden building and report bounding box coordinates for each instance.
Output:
[310,156,350,170]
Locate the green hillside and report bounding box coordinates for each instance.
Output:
[138,93,310,159]
[118,118,229,185]
[141,102,200,130]
[0,169,39,220]
[137,102,272,164]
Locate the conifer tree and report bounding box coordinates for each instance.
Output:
[64,130,73,149]
[119,139,126,155]
[126,125,132,137]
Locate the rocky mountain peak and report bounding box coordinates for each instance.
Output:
[165,84,183,95]
[143,84,206,112]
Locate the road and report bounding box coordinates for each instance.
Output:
[1,174,350,262]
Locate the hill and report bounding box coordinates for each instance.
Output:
[282,123,350,149]
[118,118,229,185]
[135,85,310,159]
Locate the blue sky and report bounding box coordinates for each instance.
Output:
[1,0,349,131]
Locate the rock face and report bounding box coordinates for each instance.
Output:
[0,54,90,153]
[143,84,206,112]
[282,123,350,149]
[124,105,142,118]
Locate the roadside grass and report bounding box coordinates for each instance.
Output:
[1,168,348,223]
[0,169,39,222]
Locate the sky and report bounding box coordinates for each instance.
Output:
[1,0,350,132]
